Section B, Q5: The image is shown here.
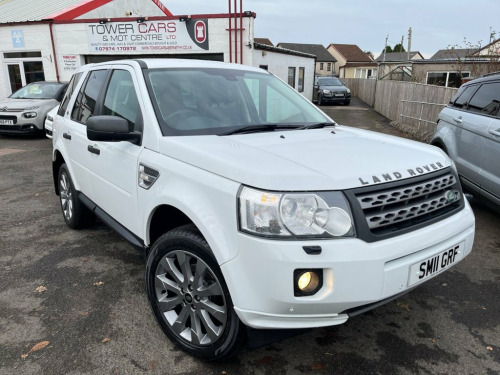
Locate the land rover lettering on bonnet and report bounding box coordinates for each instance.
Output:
[52,59,475,361]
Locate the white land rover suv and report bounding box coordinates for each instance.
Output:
[52,59,475,361]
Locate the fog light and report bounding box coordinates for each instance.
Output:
[294,269,323,296]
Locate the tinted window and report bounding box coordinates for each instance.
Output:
[102,70,141,131]
[318,77,342,86]
[58,73,82,116]
[71,70,107,124]
[468,82,500,117]
[452,85,477,109]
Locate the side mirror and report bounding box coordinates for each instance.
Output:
[87,115,141,144]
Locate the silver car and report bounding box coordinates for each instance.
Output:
[431,73,500,209]
[0,82,67,135]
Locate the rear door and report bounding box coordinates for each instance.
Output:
[64,69,109,198]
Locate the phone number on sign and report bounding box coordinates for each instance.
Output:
[97,46,137,51]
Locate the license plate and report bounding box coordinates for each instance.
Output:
[0,119,14,125]
[334,94,344,97]
[408,242,464,286]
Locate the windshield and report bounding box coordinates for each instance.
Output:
[10,82,65,100]
[144,68,330,136]
[317,78,343,86]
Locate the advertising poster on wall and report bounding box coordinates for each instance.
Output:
[87,19,209,53]
[62,55,79,72]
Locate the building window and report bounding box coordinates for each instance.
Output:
[259,65,268,71]
[298,67,305,92]
[427,71,470,88]
[354,68,377,79]
[320,62,324,70]
[327,63,331,72]
[288,67,296,88]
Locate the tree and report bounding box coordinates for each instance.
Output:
[446,31,500,81]
[364,50,374,60]
[393,43,406,53]
[383,45,392,53]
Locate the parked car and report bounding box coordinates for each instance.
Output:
[53,59,474,361]
[431,73,500,209]
[44,105,59,139]
[314,76,351,105]
[0,82,67,135]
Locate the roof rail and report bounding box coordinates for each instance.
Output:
[481,71,500,77]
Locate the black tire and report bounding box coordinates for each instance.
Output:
[317,94,323,106]
[57,163,95,229]
[146,224,244,361]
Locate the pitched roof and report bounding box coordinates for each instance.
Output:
[477,37,500,55]
[328,43,373,62]
[253,42,316,59]
[430,48,477,60]
[375,51,423,62]
[0,0,87,23]
[254,38,274,46]
[276,43,337,62]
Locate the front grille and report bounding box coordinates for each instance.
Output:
[0,125,21,131]
[346,169,464,242]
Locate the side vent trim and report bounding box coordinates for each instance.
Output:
[139,164,160,190]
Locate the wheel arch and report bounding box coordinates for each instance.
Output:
[148,204,194,247]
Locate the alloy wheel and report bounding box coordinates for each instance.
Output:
[59,172,73,221]
[154,250,227,346]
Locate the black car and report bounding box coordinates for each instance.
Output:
[314,76,351,106]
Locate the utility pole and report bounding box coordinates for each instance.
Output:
[407,27,412,61]
[383,34,388,62]
[400,35,404,53]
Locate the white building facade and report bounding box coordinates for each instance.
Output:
[0,0,315,100]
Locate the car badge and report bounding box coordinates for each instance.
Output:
[445,190,457,203]
[1,106,7,112]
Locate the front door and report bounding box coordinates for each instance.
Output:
[6,63,23,93]
[85,66,144,236]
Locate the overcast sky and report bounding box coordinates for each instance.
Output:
[160,0,500,58]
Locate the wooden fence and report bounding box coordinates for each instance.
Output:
[343,78,458,136]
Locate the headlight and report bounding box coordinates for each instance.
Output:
[238,186,355,238]
[322,89,330,94]
[23,112,37,118]
[346,88,351,94]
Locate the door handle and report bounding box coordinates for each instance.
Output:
[87,145,100,155]
[63,133,71,140]
[489,129,500,137]
[452,116,463,124]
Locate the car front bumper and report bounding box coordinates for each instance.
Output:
[0,114,44,135]
[322,93,351,103]
[221,200,475,329]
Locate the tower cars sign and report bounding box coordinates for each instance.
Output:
[87,20,209,53]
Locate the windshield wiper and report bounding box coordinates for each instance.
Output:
[219,124,303,136]
[299,122,336,130]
